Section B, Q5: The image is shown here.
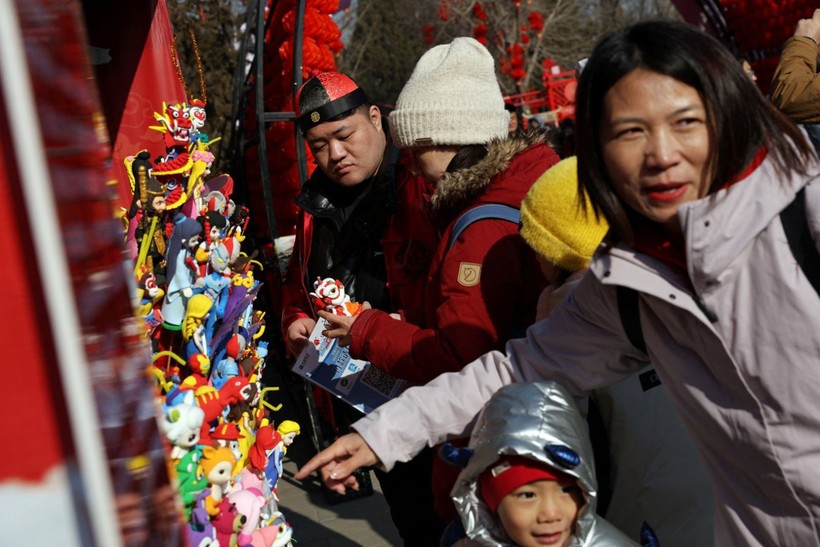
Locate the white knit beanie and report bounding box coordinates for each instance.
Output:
[389,37,510,148]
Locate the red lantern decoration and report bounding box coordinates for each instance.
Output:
[473,23,489,46]
[528,12,544,34]
[472,2,487,21]
[422,23,435,46]
[437,0,450,21]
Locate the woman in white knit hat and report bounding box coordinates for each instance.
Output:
[318,36,560,523]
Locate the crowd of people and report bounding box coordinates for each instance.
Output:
[280,14,820,547]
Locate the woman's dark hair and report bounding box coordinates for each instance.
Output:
[575,20,814,243]
[447,144,489,173]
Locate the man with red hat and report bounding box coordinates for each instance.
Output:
[281,72,442,544]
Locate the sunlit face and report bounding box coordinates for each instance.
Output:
[305,106,386,187]
[600,69,712,234]
[411,146,459,184]
[282,432,297,446]
[496,479,583,547]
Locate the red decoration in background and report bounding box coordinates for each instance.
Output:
[473,23,489,46]
[541,58,555,72]
[528,11,544,34]
[242,0,344,319]
[711,1,813,95]
[506,43,525,83]
[437,0,450,21]
[472,2,487,20]
[422,23,436,46]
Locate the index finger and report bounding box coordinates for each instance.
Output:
[317,310,341,325]
[295,445,343,480]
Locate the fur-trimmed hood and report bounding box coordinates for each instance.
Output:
[431,130,554,223]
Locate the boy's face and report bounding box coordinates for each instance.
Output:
[496,478,583,547]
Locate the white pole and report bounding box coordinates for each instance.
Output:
[0,1,122,545]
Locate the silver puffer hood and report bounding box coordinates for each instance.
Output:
[451,381,639,546]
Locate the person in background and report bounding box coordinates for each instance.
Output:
[298,20,820,546]
[281,72,443,545]
[526,115,543,132]
[505,102,522,136]
[317,37,559,523]
[771,8,820,122]
[770,8,820,153]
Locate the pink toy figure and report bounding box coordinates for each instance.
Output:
[235,461,278,526]
[309,277,362,317]
[227,486,266,546]
[252,511,294,547]
[200,445,237,516]
[210,497,246,546]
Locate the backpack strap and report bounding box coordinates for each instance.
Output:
[780,187,820,295]
[447,204,521,250]
[616,285,647,354]
[614,187,820,357]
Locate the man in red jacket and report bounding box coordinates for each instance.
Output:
[281,72,442,545]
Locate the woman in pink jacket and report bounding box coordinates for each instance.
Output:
[298,20,820,546]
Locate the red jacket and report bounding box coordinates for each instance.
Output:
[281,148,438,337]
[349,134,558,385]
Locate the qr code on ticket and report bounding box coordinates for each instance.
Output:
[361,365,400,397]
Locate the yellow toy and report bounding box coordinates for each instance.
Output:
[276,420,301,456]
[200,445,237,517]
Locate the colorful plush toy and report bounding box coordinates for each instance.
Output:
[245,425,281,480]
[127,94,297,544]
[228,486,266,546]
[181,353,211,390]
[187,490,218,546]
[257,511,294,547]
[211,421,245,463]
[200,445,237,517]
[210,497,246,546]
[265,420,301,493]
[309,277,362,316]
[175,448,209,520]
[162,390,205,460]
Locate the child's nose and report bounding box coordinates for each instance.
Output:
[537,498,564,522]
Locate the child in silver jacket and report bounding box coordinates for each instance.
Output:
[450,381,640,546]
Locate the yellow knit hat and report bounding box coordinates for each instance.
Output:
[519,156,608,272]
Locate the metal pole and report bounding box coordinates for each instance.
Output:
[292,0,309,187]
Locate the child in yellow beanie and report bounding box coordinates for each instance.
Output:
[517,156,715,545]
[519,156,608,319]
